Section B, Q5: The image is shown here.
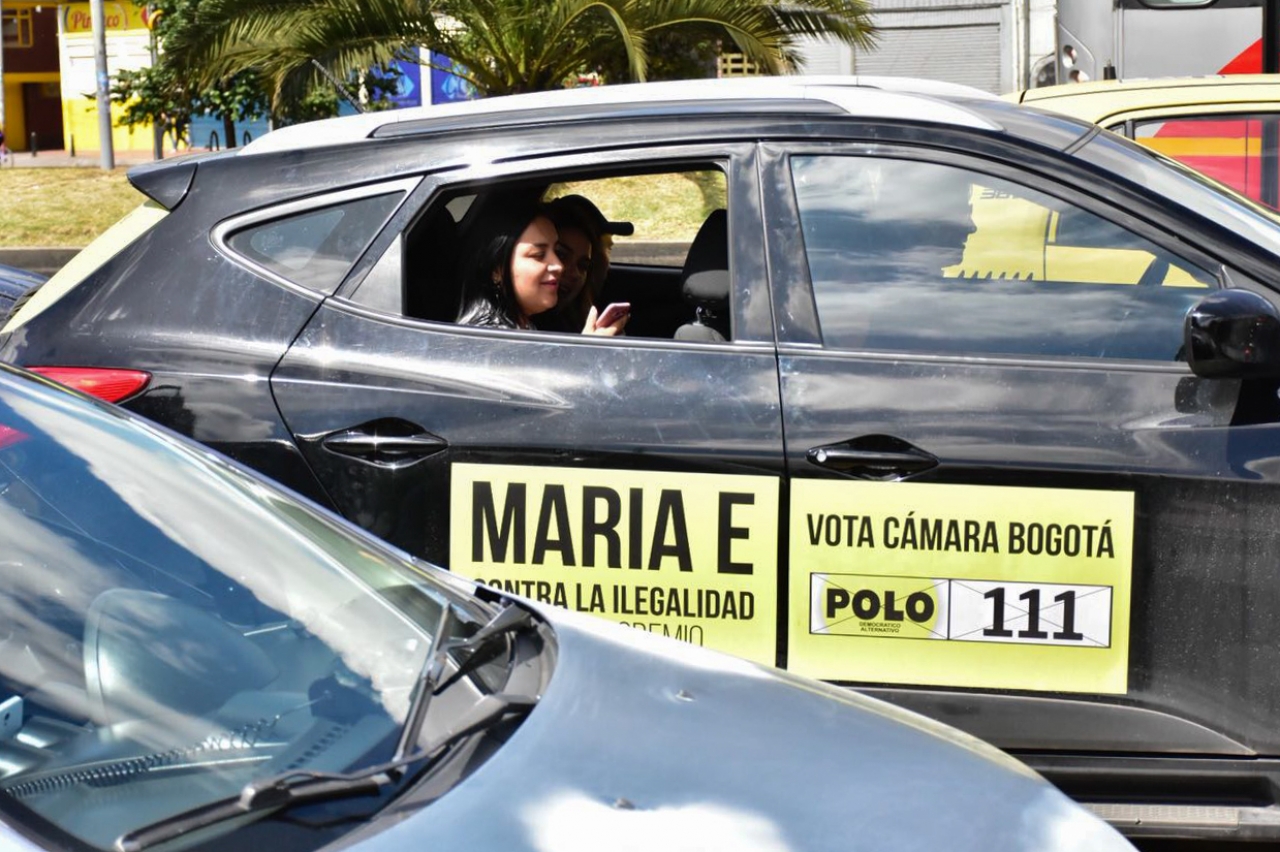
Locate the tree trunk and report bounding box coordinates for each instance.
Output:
[223,113,237,149]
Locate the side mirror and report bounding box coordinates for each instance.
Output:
[1184,289,1280,378]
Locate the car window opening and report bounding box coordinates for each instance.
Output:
[359,167,732,342]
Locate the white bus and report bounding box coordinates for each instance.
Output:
[1055,0,1273,83]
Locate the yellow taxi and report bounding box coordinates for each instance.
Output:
[1006,75,1280,209]
[941,75,1280,288]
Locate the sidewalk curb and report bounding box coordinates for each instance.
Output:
[0,247,79,277]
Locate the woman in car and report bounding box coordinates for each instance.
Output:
[458,203,625,335]
[535,198,603,333]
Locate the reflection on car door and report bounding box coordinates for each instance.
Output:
[269,146,790,668]
[764,140,1280,775]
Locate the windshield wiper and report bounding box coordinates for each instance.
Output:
[115,602,539,852]
[393,599,533,758]
[114,691,535,852]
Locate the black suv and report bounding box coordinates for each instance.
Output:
[8,76,1280,842]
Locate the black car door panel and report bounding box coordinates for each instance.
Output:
[272,318,786,664]
[764,138,1280,759]
[272,145,790,667]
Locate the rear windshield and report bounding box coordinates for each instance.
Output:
[1,202,168,334]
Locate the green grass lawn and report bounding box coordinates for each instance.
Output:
[551,170,726,243]
[0,165,720,248]
[0,168,145,248]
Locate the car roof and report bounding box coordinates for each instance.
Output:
[241,76,1002,156]
[1007,75,1280,115]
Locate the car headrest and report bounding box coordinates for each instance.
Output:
[683,269,730,307]
[673,321,726,342]
[681,209,728,283]
[404,212,462,321]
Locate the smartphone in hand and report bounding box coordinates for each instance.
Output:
[596,302,631,327]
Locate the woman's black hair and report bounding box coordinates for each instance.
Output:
[456,198,553,328]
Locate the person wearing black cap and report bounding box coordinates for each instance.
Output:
[539,199,600,333]
[539,194,634,334]
[550,194,633,292]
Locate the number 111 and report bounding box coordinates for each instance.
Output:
[983,587,1083,641]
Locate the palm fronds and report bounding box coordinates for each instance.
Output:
[161,0,878,105]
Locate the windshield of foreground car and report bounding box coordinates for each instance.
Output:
[0,372,523,852]
[1072,128,1280,260]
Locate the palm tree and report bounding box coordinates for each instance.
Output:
[164,0,877,109]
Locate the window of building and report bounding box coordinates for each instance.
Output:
[2,9,33,48]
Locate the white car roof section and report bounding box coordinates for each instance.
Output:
[241,76,1000,155]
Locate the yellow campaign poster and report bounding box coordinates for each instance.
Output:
[450,463,780,665]
[788,480,1134,694]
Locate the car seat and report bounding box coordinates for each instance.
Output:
[673,209,730,341]
[403,210,463,322]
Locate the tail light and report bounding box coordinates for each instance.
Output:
[28,367,151,403]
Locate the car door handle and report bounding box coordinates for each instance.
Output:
[806,437,938,479]
[321,420,447,466]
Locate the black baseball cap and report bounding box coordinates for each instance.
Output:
[549,194,634,237]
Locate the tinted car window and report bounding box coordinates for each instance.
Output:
[227,192,403,294]
[791,154,1212,360]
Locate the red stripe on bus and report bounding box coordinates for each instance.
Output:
[1154,120,1259,139]
[1220,38,1263,74]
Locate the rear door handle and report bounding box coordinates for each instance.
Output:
[806,436,938,479]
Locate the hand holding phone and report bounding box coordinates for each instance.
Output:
[596,302,631,328]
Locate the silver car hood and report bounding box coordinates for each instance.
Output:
[340,602,1132,852]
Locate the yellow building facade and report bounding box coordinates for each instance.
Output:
[2,0,156,153]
